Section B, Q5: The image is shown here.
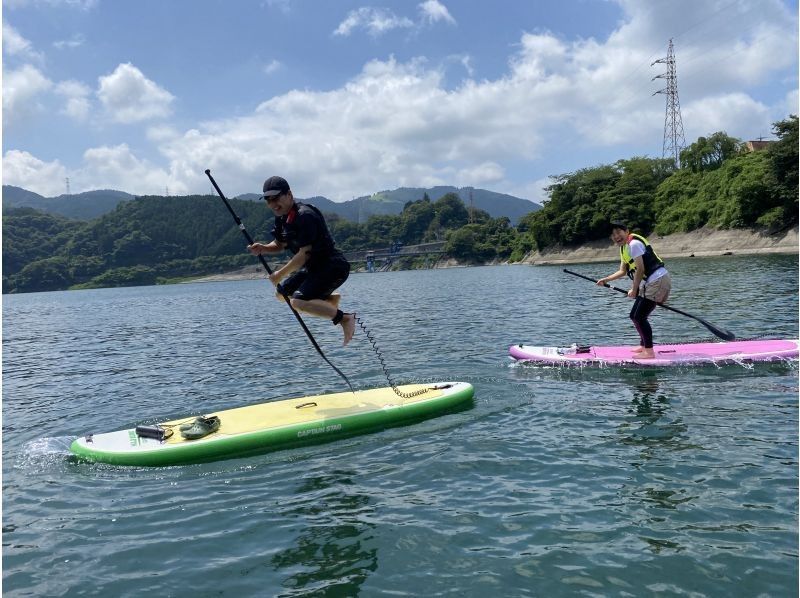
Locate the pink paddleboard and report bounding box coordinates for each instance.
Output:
[509,339,800,367]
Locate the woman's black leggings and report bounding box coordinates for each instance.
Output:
[630,296,657,348]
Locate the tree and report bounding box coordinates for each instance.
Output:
[111,230,156,266]
[709,152,772,228]
[11,257,72,292]
[432,193,469,230]
[653,169,703,234]
[518,158,669,250]
[764,115,799,228]
[397,199,435,244]
[363,214,401,246]
[680,132,741,172]
[2,208,82,275]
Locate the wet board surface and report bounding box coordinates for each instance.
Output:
[70,382,474,466]
[509,340,800,367]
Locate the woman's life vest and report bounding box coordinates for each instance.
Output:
[620,233,665,280]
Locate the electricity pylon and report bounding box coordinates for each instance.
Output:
[652,39,686,168]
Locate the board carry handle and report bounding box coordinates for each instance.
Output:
[563,268,736,342]
[205,169,355,393]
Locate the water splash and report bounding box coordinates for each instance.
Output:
[16,436,74,470]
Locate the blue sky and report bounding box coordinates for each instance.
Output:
[3,0,798,203]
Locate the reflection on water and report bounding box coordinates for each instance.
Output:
[628,373,669,419]
[271,471,378,596]
[619,372,690,456]
[617,371,695,556]
[2,256,798,596]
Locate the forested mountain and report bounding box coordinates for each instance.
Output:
[2,186,135,220]
[3,195,268,293]
[3,115,796,294]
[237,185,540,224]
[5,183,539,225]
[2,191,520,293]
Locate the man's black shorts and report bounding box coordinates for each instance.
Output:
[277,256,350,301]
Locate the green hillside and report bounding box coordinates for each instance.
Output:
[2,186,135,220]
[3,116,795,294]
[237,185,540,224]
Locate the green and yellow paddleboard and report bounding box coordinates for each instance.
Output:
[70,382,474,466]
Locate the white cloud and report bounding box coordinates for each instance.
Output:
[53,34,86,50]
[3,145,175,196]
[76,144,173,193]
[55,79,91,121]
[334,3,455,37]
[2,150,67,196]
[334,7,414,37]
[783,89,799,122]
[3,64,53,127]
[262,0,292,13]
[2,23,44,62]
[513,177,554,205]
[149,0,796,201]
[683,93,771,140]
[3,0,97,9]
[155,55,553,200]
[3,0,796,202]
[263,59,282,75]
[419,0,455,26]
[97,63,175,123]
[454,162,504,187]
[146,124,181,143]
[447,53,474,77]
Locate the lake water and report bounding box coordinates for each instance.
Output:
[3,254,798,597]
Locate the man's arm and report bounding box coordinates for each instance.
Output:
[270,245,311,284]
[248,240,285,255]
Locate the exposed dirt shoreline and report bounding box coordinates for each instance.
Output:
[188,227,798,282]
[521,226,798,265]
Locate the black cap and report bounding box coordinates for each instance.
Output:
[610,221,628,231]
[262,176,290,199]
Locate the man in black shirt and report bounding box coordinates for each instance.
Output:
[247,176,355,346]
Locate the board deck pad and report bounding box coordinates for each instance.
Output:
[70,382,474,466]
[509,339,799,367]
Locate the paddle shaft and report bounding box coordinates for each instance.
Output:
[563,268,735,341]
[205,169,355,392]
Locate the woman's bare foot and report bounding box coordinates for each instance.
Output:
[631,346,645,353]
[342,313,355,346]
[636,348,656,359]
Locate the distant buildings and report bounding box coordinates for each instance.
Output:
[743,140,775,152]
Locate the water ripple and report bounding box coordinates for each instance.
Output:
[3,255,798,596]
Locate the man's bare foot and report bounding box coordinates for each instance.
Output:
[636,349,656,359]
[342,313,355,346]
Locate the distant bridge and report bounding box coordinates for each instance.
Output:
[343,241,446,271]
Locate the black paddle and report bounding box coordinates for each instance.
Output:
[205,169,355,393]
[563,268,736,341]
